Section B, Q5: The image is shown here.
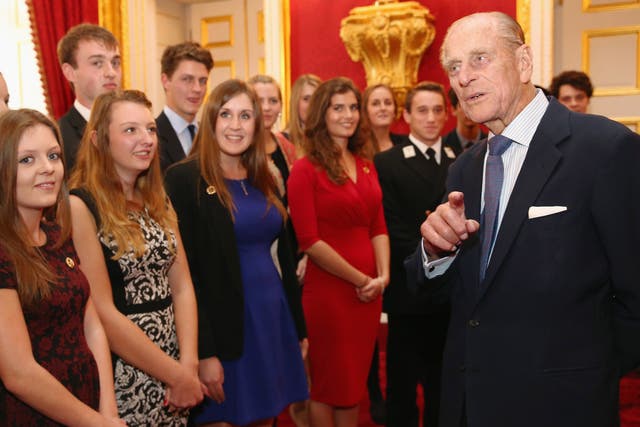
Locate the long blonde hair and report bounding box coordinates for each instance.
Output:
[286,73,321,149]
[0,109,71,307]
[69,90,176,259]
[188,79,286,221]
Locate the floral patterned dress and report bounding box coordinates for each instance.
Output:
[72,189,187,426]
[0,222,100,426]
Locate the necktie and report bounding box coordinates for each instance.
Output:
[425,147,438,166]
[187,124,196,142]
[479,135,512,282]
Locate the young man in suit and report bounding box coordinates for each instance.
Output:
[409,11,640,427]
[57,24,121,171]
[157,42,213,172]
[374,81,456,427]
[442,88,486,155]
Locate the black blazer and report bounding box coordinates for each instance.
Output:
[165,159,306,360]
[406,98,640,427]
[58,105,86,172]
[374,136,455,315]
[442,128,487,156]
[157,111,187,172]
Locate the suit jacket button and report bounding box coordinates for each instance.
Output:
[459,364,466,372]
[468,319,480,327]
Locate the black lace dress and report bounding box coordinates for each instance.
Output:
[71,189,187,426]
[0,222,100,426]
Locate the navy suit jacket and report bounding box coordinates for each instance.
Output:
[406,98,640,427]
[58,105,86,172]
[157,111,186,172]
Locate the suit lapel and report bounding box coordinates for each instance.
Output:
[69,106,87,140]
[478,101,570,297]
[157,112,186,161]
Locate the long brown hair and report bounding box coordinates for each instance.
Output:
[303,77,366,184]
[188,79,286,221]
[69,90,176,259]
[0,109,71,307]
[360,83,397,157]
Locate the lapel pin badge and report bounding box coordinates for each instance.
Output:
[403,145,416,159]
[444,146,456,159]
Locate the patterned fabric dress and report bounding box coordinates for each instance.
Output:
[0,222,100,426]
[71,189,187,426]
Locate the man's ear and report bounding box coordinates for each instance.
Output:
[518,45,534,83]
[61,63,76,83]
[161,73,170,91]
[403,108,411,124]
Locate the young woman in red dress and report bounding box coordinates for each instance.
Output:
[287,77,390,426]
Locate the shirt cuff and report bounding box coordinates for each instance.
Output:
[421,238,457,278]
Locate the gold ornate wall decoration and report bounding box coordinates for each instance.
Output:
[201,16,235,48]
[99,0,129,89]
[582,25,640,96]
[339,0,436,114]
[583,0,640,13]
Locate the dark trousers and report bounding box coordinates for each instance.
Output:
[385,312,449,427]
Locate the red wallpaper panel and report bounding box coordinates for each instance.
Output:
[289,0,516,132]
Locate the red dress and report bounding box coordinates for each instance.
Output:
[288,156,387,406]
[0,222,99,426]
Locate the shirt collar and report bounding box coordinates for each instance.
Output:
[163,105,197,134]
[74,99,91,121]
[409,134,442,154]
[489,89,549,146]
[409,134,443,163]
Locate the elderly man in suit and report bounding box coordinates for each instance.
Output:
[157,42,213,172]
[57,24,121,171]
[374,81,456,427]
[407,11,640,427]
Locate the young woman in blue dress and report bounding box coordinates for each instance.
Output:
[165,79,308,427]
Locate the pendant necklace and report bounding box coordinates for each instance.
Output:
[239,179,249,196]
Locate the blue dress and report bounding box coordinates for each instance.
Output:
[193,179,308,425]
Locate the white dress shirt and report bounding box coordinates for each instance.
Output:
[163,106,198,156]
[74,99,91,121]
[409,134,443,164]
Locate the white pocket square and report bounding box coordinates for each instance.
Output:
[528,205,567,219]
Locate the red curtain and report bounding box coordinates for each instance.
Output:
[27,0,99,119]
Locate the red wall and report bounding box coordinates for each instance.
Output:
[289,0,516,132]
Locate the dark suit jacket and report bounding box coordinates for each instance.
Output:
[406,98,640,427]
[374,136,455,315]
[165,159,306,360]
[442,128,487,156]
[157,111,187,172]
[58,105,86,172]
